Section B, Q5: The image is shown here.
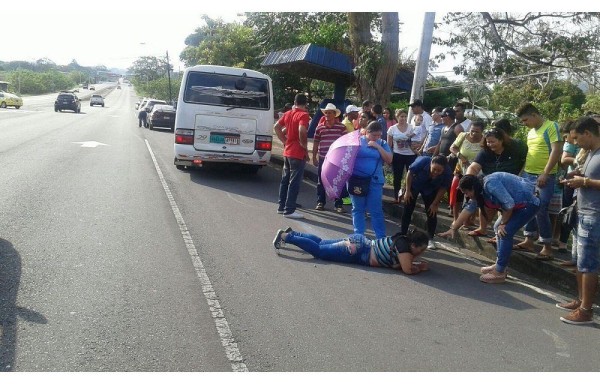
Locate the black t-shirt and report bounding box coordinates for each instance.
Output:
[438,124,459,156]
[474,139,528,176]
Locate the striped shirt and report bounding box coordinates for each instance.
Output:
[314,122,348,157]
[371,237,400,268]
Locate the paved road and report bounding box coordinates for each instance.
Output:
[1,88,598,371]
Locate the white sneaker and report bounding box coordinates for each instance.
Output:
[283,212,304,219]
[427,240,437,250]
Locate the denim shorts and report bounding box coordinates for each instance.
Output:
[576,214,600,273]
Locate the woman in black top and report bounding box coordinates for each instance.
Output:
[465,128,528,237]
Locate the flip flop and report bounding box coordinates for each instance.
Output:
[467,229,486,237]
[486,237,497,244]
[534,253,554,261]
[512,243,535,252]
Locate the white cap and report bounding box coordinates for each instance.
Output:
[345,105,360,114]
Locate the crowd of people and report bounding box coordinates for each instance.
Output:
[272,93,600,325]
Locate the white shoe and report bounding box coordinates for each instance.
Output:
[427,240,437,250]
[283,212,304,219]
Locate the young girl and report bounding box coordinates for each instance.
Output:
[273,227,430,275]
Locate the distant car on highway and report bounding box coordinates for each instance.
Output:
[90,94,105,107]
[117,85,121,89]
[0,91,23,109]
[89,85,96,90]
[148,104,176,131]
[54,92,81,113]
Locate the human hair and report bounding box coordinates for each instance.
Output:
[516,102,540,117]
[372,104,383,114]
[294,93,308,106]
[482,127,511,151]
[441,107,456,119]
[560,119,576,134]
[395,109,408,118]
[574,116,600,136]
[493,118,513,136]
[384,107,394,117]
[361,111,375,121]
[459,175,487,219]
[432,106,443,114]
[391,229,430,252]
[470,119,486,132]
[362,100,372,108]
[431,154,448,167]
[454,102,467,111]
[366,121,383,133]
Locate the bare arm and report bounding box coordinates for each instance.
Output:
[398,252,420,275]
[539,141,563,187]
[273,122,286,144]
[466,162,482,176]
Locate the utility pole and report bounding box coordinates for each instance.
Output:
[166,50,173,105]
[408,12,435,122]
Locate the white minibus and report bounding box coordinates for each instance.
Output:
[173,65,274,173]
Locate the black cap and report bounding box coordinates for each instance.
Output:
[409,99,423,107]
[441,107,456,118]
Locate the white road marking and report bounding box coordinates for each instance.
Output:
[72,141,109,148]
[145,139,248,372]
[542,329,571,358]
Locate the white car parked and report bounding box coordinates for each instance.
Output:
[90,94,104,107]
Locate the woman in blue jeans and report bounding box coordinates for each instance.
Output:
[348,121,393,239]
[272,228,430,275]
[438,173,540,283]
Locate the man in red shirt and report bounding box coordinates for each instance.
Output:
[274,93,310,219]
[312,103,349,213]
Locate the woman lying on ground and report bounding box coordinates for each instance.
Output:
[438,173,540,283]
[273,227,430,275]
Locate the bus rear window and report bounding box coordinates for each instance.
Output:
[183,72,270,110]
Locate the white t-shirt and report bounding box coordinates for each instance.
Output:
[411,111,432,143]
[458,118,472,132]
[388,124,416,155]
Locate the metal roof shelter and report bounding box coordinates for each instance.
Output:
[262,44,413,136]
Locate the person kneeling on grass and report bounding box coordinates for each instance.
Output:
[273,227,430,275]
[438,173,539,283]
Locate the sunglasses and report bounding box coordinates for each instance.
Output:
[483,128,500,135]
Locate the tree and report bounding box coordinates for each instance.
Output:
[180,16,260,69]
[435,12,600,90]
[347,12,399,106]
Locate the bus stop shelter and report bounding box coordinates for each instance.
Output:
[261,43,413,136]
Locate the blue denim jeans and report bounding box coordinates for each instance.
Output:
[575,213,600,273]
[349,180,386,239]
[285,232,372,266]
[316,158,346,208]
[521,172,555,243]
[278,157,306,214]
[494,201,539,272]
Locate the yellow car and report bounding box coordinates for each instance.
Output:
[0,91,23,109]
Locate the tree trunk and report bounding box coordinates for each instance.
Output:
[348,12,399,106]
[375,12,399,107]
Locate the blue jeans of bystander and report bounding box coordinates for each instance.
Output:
[521,172,555,243]
[278,157,306,214]
[494,201,539,272]
[350,179,386,239]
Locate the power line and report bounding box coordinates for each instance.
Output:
[425,64,594,92]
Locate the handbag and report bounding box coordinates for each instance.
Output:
[348,175,371,196]
[348,159,381,197]
[560,202,578,228]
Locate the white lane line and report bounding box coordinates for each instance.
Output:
[145,139,248,372]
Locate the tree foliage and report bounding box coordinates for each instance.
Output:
[7,69,75,94]
[435,12,600,90]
